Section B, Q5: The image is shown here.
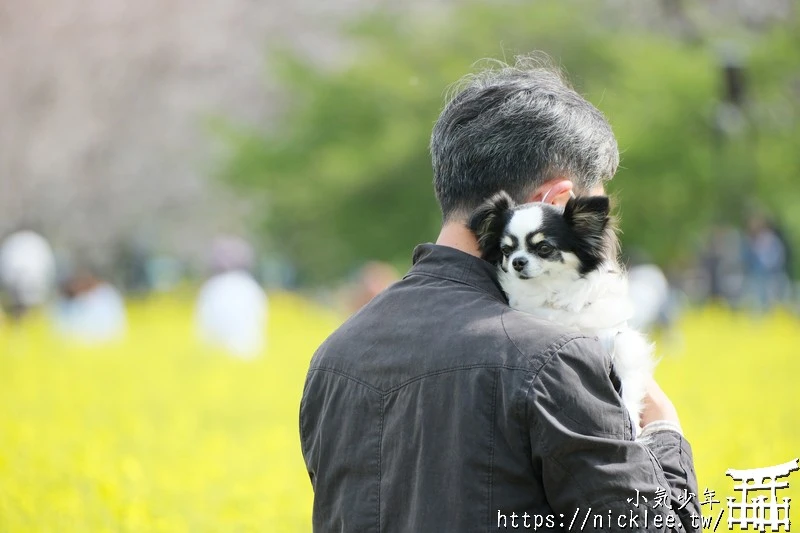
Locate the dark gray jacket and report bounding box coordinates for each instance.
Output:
[300,244,700,532]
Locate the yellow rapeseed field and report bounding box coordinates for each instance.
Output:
[0,293,798,532]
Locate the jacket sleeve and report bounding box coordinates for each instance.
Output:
[527,336,701,532]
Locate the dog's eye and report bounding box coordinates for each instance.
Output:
[500,244,513,256]
[536,243,554,257]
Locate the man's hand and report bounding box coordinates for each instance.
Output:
[640,378,681,428]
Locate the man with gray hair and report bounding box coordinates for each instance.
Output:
[301,55,700,532]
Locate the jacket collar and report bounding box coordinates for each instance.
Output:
[407,243,508,303]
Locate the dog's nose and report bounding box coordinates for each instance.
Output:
[512,257,527,272]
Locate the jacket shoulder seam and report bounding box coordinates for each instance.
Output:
[383,363,543,394]
[306,367,383,395]
[404,271,507,303]
[500,306,587,363]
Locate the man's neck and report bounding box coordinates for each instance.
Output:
[435,222,482,258]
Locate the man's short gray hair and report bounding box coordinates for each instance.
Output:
[430,54,619,221]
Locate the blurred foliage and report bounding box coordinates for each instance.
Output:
[1,298,799,530]
[218,1,800,284]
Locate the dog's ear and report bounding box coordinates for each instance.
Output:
[564,195,613,274]
[468,191,514,263]
[563,195,610,239]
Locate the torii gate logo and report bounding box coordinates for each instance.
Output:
[726,458,798,532]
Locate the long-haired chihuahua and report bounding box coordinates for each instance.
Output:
[469,191,654,431]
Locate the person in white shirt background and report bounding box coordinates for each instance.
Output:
[195,236,268,358]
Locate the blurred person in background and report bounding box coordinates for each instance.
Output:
[54,265,127,343]
[0,230,57,320]
[195,236,268,358]
[698,224,746,306]
[743,212,791,312]
[627,262,672,331]
[346,261,399,313]
[116,237,153,297]
[625,255,687,352]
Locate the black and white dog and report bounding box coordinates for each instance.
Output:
[468,191,654,430]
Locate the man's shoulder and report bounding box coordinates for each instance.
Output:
[307,271,608,392]
[313,294,591,371]
[499,307,595,365]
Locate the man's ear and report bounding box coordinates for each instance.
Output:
[528,178,574,206]
[468,191,514,263]
[563,195,610,238]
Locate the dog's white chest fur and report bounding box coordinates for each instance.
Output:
[501,267,655,431]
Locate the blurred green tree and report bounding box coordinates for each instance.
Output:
[218,1,800,284]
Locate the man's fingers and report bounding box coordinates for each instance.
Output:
[640,378,681,427]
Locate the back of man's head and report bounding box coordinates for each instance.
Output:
[430,54,619,222]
